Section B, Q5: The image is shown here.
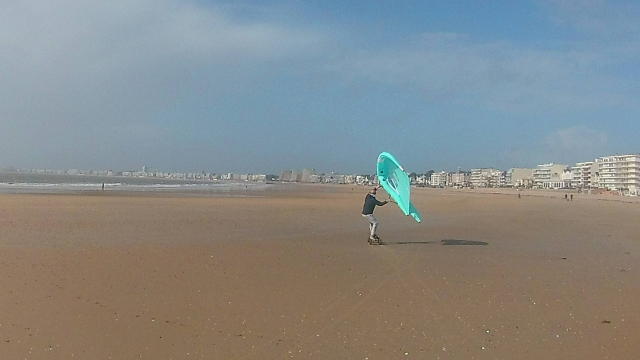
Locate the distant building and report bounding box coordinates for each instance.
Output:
[533,163,570,189]
[279,170,292,182]
[279,169,307,182]
[343,174,355,184]
[470,168,502,188]
[596,154,640,195]
[293,169,302,182]
[249,174,267,182]
[449,171,470,187]
[301,169,318,183]
[355,175,373,186]
[414,174,427,185]
[499,171,507,187]
[429,171,447,187]
[507,168,534,188]
[571,161,598,190]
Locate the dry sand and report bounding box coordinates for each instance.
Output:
[2,185,640,359]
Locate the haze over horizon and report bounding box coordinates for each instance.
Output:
[1,0,639,174]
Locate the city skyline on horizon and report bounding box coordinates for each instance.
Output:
[5,150,638,177]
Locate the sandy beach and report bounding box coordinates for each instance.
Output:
[2,185,640,359]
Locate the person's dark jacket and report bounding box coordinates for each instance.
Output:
[362,194,386,215]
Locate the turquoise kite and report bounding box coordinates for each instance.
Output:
[376,152,421,223]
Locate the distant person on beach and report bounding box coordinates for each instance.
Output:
[362,185,388,244]
[570,194,573,201]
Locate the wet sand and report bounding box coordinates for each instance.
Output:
[2,186,640,359]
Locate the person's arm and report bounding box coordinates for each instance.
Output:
[376,199,388,206]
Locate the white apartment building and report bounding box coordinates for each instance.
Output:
[470,168,502,188]
[596,154,640,195]
[500,172,507,187]
[449,172,470,187]
[249,174,267,182]
[533,163,570,189]
[571,161,598,189]
[429,171,448,187]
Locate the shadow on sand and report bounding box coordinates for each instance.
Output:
[441,239,488,246]
[381,239,488,246]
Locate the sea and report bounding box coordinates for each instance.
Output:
[0,172,273,194]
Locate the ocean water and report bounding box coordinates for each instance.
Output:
[0,172,272,194]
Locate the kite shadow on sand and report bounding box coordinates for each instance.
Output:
[382,239,489,246]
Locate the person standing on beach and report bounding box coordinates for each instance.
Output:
[362,186,388,244]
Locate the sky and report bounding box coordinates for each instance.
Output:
[1,0,639,174]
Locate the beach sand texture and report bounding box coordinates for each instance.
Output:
[2,186,640,359]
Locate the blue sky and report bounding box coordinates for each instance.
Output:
[1,0,638,174]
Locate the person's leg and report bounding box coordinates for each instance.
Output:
[369,215,378,238]
[362,214,378,239]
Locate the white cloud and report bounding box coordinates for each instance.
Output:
[499,125,609,168]
[542,0,640,38]
[0,0,328,168]
[0,0,324,63]
[331,32,633,114]
[0,0,326,119]
[539,0,640,60]
[327,1,640,116]
[544,125,608,163]
[546,125,607,151]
